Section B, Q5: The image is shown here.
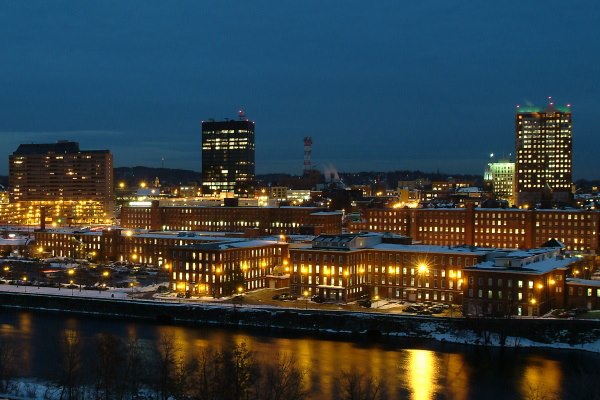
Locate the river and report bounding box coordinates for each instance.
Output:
[1,309,599,399]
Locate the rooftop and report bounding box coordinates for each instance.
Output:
[516,104,571,114]
[13,141,110,155]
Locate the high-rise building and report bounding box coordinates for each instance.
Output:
[201,119,255,197]
[515,102,572,206]
[484,159,515,205]
[8,140,113,225]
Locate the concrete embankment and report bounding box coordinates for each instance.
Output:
[2,292,600,350]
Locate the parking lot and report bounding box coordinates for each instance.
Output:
[0,257,169,292]
[162,287,461,316]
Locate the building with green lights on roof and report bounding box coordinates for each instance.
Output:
[515,101,572,207]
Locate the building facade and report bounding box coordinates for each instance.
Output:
[515,103,572,206]
[484,160,515,205]
[202,119,255,197]
[120,202,342,235]
[289,233,490,303]
[170,240,288,296]
[7,141,113,225]
[462,248,580,317]
[348,205,600,253]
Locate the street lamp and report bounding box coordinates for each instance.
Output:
[530,298,537,317]
[70,280,74,296]
[237,286,244,307]
[101,271,109,293]
[22,276,27,293]
[418,263,429,301]
[303,290,309,310]
[343,270,349,302]
[214,267,222,298]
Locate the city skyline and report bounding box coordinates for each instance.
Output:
[0,2,599,178]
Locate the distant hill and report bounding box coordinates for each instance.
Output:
[114,166,201,187]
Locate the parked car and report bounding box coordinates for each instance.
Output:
[430,306,444,314]
[357,299,372,308]
[311,295,325,303]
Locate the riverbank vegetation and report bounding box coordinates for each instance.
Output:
[0,332,386,400]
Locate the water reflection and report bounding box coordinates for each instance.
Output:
[0,310,598,399]
[406,349,437,400]
[521,356,562,399]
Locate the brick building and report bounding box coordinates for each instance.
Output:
[33,228,288,297]
[34,228,256,267]
[121,202,342,235]
[565,279,600,310]
[289,233,490,303]
[170,240,287,296]
[349,205,600,253]
[461,248,581,317]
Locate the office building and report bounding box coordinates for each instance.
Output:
[8,141,113,224]
[484,160,515,205]
[515,102,572,206]
[202,119,255,197]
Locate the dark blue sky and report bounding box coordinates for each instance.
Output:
[1,1,599,178]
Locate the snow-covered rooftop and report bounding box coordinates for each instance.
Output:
[567,278,600,287]
[468,256,577,275]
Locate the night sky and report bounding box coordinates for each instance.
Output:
[1,1,599,178]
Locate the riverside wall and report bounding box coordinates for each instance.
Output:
[2,292,600,349]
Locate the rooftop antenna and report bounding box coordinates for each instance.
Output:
[238,109,246,120]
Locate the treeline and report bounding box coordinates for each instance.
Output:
[0,332,387,400]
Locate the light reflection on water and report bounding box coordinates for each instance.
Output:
[0,310,592,399]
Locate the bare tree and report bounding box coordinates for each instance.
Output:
[121,336,146,400]
[0,340,17,393]
[151,333,195,400]
[256,353,307,400]
[335,368,387,400]
[188,348,225,400]
[226,342,258,400]
[57,330,83,400]
[189,342,258,400]
[93,333,124,400]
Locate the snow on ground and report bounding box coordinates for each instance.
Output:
[3,283,600,353]
[0,283,131,299]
